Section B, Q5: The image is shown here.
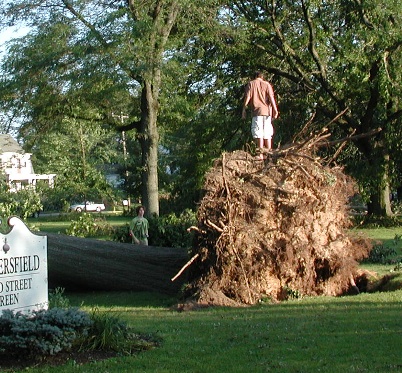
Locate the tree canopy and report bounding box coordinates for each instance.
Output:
[1,0,401,216]
[222,0,402,215]
[0,0,222,215]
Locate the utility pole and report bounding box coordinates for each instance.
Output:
[112,112,130,209]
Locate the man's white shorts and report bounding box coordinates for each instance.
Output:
[251,116,273,139]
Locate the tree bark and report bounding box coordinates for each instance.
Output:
[367,153,392,216]
[140,79,160,216]
[134,1,180,216]
[45,233,188,295]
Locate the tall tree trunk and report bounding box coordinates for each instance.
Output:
[367,153,392,216]
[132,1,180,217]
[140,79,160,216]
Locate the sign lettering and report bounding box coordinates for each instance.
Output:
[0,217,48,314]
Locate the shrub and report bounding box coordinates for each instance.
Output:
[0,308,93,357]
[393,261,402,272]
[147,209,197,248]
[82,307,157,354]
[112,223,131,243]
[364,234,402,265]
[365,244,398,264]
[0,187,42,220]
[0,304,158,363]
[352,214,402,228]
[48,287,70,309]
[66,213,114,237]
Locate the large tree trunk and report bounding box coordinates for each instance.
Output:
[45,233,188,295]
[367,153,392,216]
[134,2,180,217]
[140,79,160,216]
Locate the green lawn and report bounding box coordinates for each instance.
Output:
[18,220,402,373]
[20,290,402,373]
[351,226,402,280]
[353,226,402,245]
[28,213,130,235]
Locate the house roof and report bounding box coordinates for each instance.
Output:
[0,134,24,154]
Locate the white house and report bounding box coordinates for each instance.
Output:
[0,134,56,192]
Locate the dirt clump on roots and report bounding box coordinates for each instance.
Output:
[182,144,371,307]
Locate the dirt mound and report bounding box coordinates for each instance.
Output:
[184,146,371,306]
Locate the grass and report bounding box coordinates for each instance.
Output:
[351,226,402,281]
[27,213,130,235]
[354,226,402,246]
[16,219,402,373]
[18,290,402,373]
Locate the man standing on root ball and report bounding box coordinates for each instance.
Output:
[130,205,149,245]
[242,71,279,157]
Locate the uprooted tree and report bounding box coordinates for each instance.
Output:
[181,134,371,306]
[44,132,372,305]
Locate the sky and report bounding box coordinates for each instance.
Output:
[0,26,30,135]
[0,25,29,57]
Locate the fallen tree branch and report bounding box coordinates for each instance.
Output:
[326,108,349,126]
[292,111,316,143]
[171,254,200,282]
[325,129,356,165]
[279,126,381,157]
[319,127,382,147]
[291,108,349,145]
[278,128,330,154]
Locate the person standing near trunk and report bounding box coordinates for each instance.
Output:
[129,205,149,245]
[242,71,279,157]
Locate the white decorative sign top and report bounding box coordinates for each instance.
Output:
[0,216,48,313]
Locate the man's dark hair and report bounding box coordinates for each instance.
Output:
[254,71,264,79]
[136,205,146,214]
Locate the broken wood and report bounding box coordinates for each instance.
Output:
[321,127,382,146]
[171,253,200,282]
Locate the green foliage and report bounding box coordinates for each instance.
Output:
[1,0,402,217]
[0,187,42,220]
[48,287,70,309]
[66,213,114,238]
[0,308,92,357]
[391,201,402,215]
[0,294,157,364]
[111,223,131,243]
[284,286,302,300]
[393,261,402,272]
[226,0,402,216]
[352,214,402,228]
[365,244,397,264]
[393,234,402,245]
[364,234,402,264]
[147,209,197,248]
[81,307,157,354]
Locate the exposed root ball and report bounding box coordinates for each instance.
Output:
[185,149,370,306]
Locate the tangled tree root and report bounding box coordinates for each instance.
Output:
[182,139,371,306]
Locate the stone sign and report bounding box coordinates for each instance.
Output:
[0,216,48,313]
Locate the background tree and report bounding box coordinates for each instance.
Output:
[0,0,221,216]
[0,18,123,207]
[2,1,401,217]
[157,9,251,211]
[223,0,402,216]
